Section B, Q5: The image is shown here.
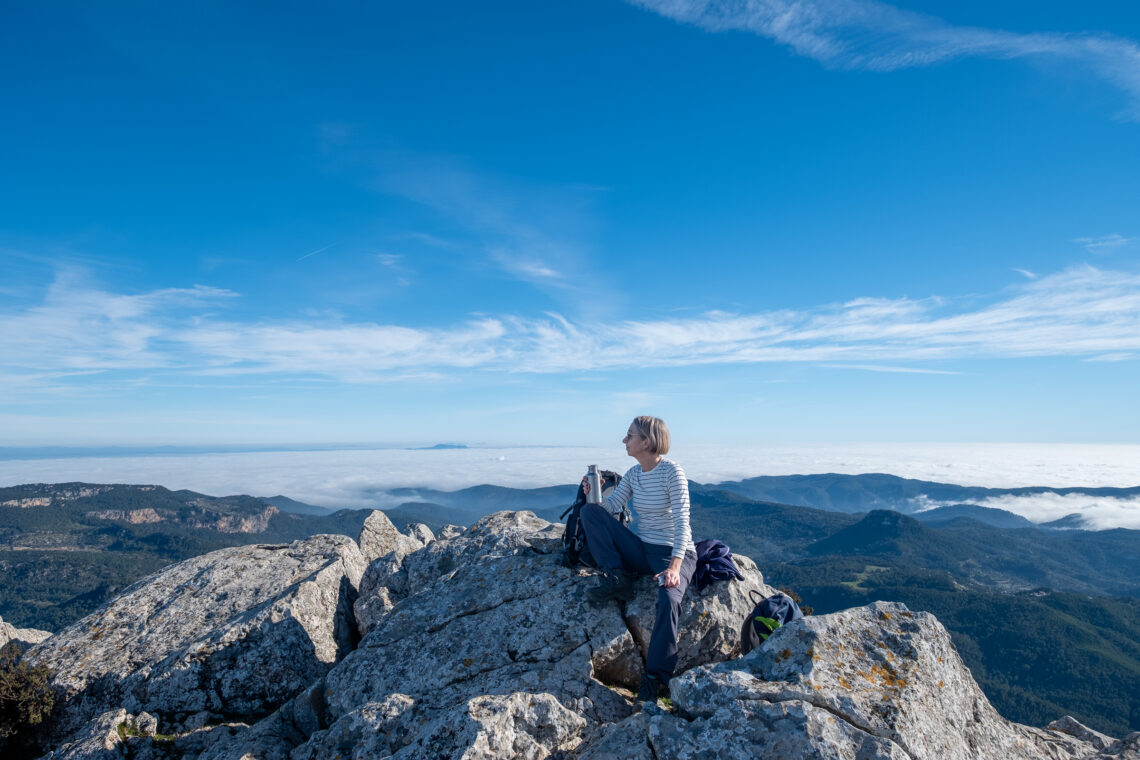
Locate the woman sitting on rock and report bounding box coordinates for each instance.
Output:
[580,415,697,705]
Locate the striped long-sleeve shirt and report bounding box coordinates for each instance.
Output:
[601,458,695,559]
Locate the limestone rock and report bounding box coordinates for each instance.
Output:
[40,709,130,760]
[289,694,416,760]
[0,614,52,651]
[1049,716,1117,751]
[388,692,586,760]
[352,582,398,637]
[83,505,279,533]
[84,508,165,525]
[382,511,566,600]
[29,535,365,736]
[357,510,429,565]
[645,601,1102,760]
[353,513,436,636]
[30,508,1133,760]
[437,524,465,539]
[289,510,769,759]
[1097,733,1140,759]
[404,522,434,545]
[575,712,656,760]
[125,723,247,760]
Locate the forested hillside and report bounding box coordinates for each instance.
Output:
[3,480,1138,735]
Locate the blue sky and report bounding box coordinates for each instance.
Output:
[2,0,1139,448]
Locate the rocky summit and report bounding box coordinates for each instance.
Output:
[19,509,1140,759]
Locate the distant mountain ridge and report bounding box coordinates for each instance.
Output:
[383,483,576,516]
[707,472,1140,522]
[908,503,1037,529]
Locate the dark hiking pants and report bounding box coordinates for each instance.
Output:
[580,502,697,683]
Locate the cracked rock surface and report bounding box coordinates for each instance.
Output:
[626,600,1123,760]
[357,510,432,566]
[29,508,1135,760]
[284,510,772,759]
[29,534,365,739]
[354,511,435,635]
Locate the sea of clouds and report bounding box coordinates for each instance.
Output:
[1,443,1138,529]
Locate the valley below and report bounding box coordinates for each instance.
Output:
[2,474,1139,737]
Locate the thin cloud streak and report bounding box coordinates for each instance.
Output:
[1075,233,1134,252]
[3,266,1140,384]
[816,364,961,375]
[375,159,584,292]
[629,0,1140,117]
[296,243,336,262]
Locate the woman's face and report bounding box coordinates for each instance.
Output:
[623,425,649,458]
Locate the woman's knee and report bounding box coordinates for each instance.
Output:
[582,502,608,518]
[580,503,608,530]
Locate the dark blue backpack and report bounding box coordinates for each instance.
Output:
[561,469,623,568]
[740,590,804,654]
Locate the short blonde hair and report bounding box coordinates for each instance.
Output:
[632,415,670,456]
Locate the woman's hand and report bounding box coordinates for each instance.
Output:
[657,557,684,588]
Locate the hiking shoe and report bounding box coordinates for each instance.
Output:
[636,674,662,705]
[587,569,636,605]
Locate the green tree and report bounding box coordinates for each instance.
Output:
[0,644,55,749]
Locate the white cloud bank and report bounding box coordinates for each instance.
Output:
[629,0,1140,118]
[3,266,1139,387]
[964,493,1140,531]
[1,443,1137,527]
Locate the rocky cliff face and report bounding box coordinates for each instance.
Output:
[0,614,51,651]
[1,485,120,509]
[24,510,1140,760]
[29,534,365,739]
[82,504,280,533]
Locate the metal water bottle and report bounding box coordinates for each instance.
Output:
[586,464,602,505]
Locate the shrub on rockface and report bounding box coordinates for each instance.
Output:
[0,644,55,749]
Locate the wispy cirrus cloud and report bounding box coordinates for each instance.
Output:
[372,156,604,298]
[629,0,1140,117]
[816,363,961,375]
[0,269,234,374]
[1074,233,1134,252]
[318,126,599,297]
[3,266,1139,387]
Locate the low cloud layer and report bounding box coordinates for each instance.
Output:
[965,493,1140,531]
[1,443,1137,527]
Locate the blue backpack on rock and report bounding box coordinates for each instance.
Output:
[740,590,804,655]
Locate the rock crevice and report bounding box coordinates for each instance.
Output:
[24,508,1136,760]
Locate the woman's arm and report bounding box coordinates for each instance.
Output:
[667,463,692,559]
[600,468,634,517]
[660,463,692,588]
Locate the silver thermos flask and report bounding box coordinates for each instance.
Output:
[586,464,602,505]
